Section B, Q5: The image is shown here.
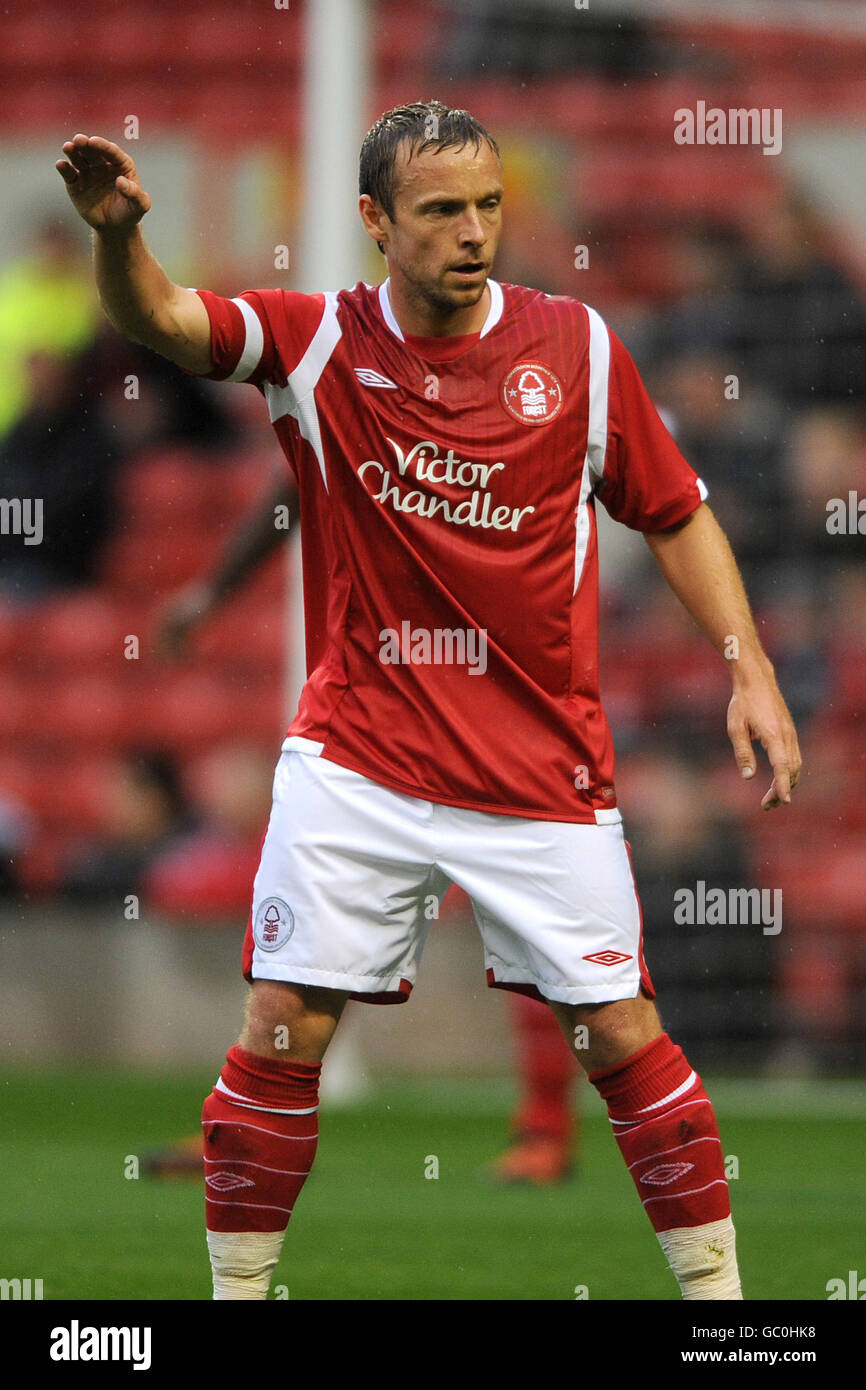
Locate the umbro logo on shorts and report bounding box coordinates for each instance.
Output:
[582,950,633,966]
[253,896,295,952]
[354,367,398,389]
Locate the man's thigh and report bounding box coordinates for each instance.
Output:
[436,806,654,1008]
[244,746,450,1003]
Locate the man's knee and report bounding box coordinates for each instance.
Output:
[239,979,348,1063]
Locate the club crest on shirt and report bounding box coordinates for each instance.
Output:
[253,897,295,951]
[502,361,563,426]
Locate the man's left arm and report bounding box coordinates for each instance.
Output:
[644,502,802,810]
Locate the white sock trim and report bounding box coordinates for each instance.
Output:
[206,1228,286,1301]
[657,1216,743,1300]
[215,1076,318,1114]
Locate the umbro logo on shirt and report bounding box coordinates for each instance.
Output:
[354,367,398,389]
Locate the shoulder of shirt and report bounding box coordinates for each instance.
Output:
[497,282,610,325]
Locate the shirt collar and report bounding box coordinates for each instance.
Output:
[377,276,503,344]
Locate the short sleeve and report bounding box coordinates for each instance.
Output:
[594,327,708,532]
[190,288,326,387]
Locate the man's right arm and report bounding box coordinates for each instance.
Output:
[56,133,212,375]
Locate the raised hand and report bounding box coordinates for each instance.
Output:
[56,134,151,231]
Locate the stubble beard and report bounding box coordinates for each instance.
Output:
[397,257,488,324]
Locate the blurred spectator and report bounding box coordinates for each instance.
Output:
[144,742,274,920]
[0,347,116,603]
[651,348,787,565]
[648,194,866,408]
[617,747,769,1065]
[747,712,866,1071]
[60,750,195,903]
[636,225,744,360]
[780,405,866,563]
[0,790,34,897]
[87,324,241,457]
[0,217,97,440]
[734,192,866,407]
[440,2,667,80]
[754,569,832,728]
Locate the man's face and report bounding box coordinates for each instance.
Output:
[363,139,504,319]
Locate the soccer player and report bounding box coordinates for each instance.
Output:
[57,101,801,1300]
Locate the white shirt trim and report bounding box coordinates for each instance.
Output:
[573,304,610,595]
[263,292,343,492]
[378,278,404,341]
[226,297,265,382]
[378,277,503,345]
[480,278,503,337]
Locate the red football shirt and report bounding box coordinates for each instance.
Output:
[194,277,706,823]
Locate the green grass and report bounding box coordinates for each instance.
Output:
[2,1069,864,1300]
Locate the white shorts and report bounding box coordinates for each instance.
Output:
[242,741,654,1007]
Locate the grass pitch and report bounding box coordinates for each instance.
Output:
[2,1069,863,1300]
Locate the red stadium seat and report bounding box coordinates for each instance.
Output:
[196,600,287,672]
[0,676,32,739]
[0,603,25,665]
[0,751,37,807]
[118,450,226,520]
[135,670,252,749]
[16,829,67,895]
[22,755,115,835]
[35,675,129,750]
[0,15,78,72]
[98,526,226,596]
[23,594,146,672]
[231,683,286,742]
[144,830,263,920]
[82,14,188,69]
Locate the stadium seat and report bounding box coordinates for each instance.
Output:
[1,15,78,72]
[0,676,31,739]
[118,450,227,519]
[23,594,143,672]
[98,525,226,595]
[144,830,263,920]
[195,600,287,671]
[0,603,24,664]
[36,676,129,750]
[21,755,115,835]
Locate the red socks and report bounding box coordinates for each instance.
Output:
[202,1045,320,1234]
[509,992,577,1143]
[590,1033,730,1233]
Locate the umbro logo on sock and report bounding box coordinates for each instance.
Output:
[206,1172,255,1191]
[641,1162,695,1186]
